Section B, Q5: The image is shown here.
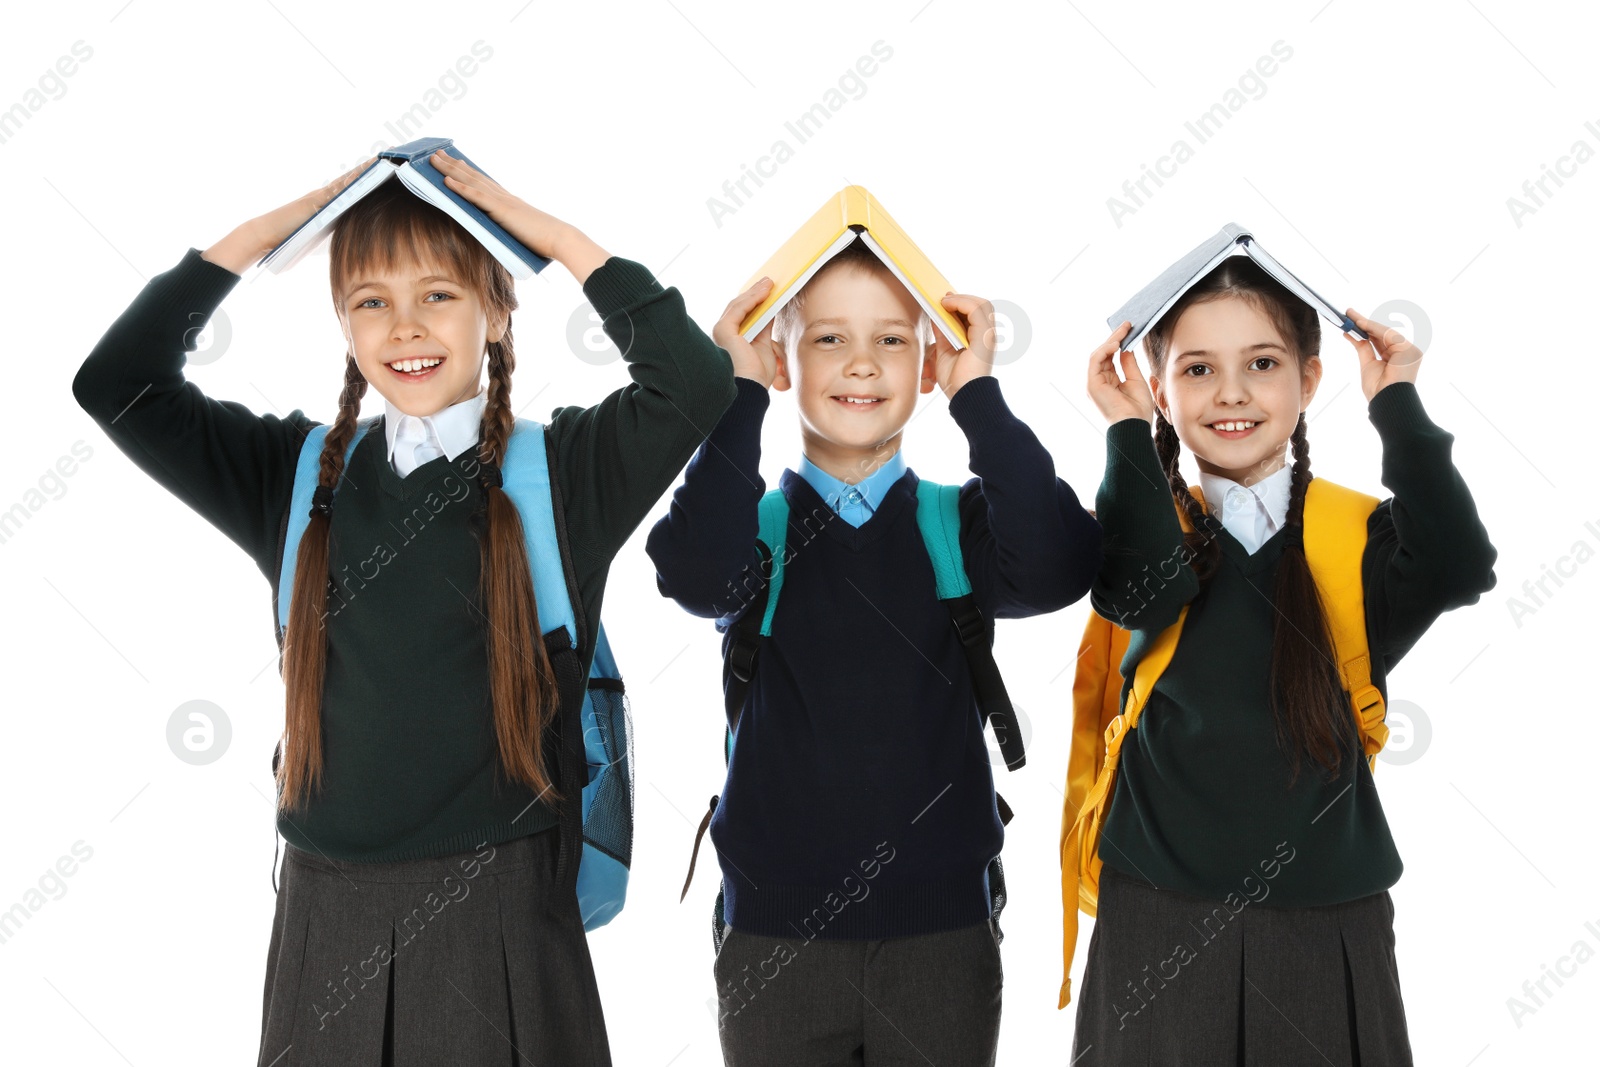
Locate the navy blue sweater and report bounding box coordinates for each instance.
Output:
[647,375,1103,939]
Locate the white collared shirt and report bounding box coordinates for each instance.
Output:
[1198,463,1293,555]
[382,387,487,478]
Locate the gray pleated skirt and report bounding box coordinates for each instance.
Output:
[257,827,611,1066]
[1072,863,1413,1066]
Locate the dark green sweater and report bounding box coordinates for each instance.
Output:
[1093,382,1497,905]
[73,248,736,862]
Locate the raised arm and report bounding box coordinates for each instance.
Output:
[72,159,374,578]
[1084,323,1198,630]
[645,282,784,623]
[1339,312,1497,671]
[949,376,1103,620]
[542,255,738,567]
[424,149,739,575]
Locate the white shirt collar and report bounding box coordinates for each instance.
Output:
[382,386,487,469]
[1198,462,1293,555]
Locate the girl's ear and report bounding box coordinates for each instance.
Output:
[919,347,937,394]
[1150,372,1170,421]
[1299,355,1324,410]
[487,310,508,345]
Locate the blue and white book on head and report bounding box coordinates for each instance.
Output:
[1109,222,1365,352]
[257,137,551,280]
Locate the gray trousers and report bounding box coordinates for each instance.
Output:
[713,919,1004,1066]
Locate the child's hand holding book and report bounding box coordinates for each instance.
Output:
[201,155,377,274]
[429,148,609,283]
[930,291,998,399]
[1086,321,1155,426]
[1343,308,1423,401]
[712,278,782,387]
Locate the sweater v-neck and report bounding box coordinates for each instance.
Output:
[371,416,474,501]
[1202,509,1293,575]
[779,466,918,552]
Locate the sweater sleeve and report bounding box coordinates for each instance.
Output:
[644,375,771,623]
[1089,416,1199,631]
[71,248,313,581]
[1359,381,1498,672]
[545,257,739,584]
[946,376,1102,619]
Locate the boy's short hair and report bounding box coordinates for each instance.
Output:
[771,237,935,360]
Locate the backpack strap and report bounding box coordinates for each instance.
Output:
[276,416,380,639]
[755,490,790,636]
[1059,484,1203,1005]
[914,480,972,598]
[500,418,579,647]
[500,418,591,898]
[1302,478,1387,770]
[914,479,1025,771]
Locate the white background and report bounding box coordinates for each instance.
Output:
[4,0,1597,1063]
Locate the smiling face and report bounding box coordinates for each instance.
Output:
[1151,294,1322,485]
[336,253,507,418]
[773,265,936,482]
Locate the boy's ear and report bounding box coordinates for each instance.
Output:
[773,347,792,392]
[919,348,937,394]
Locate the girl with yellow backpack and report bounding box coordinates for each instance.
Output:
[1061,254,1496,1065]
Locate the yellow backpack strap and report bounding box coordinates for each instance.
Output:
[1301,478,1387,771]
[1060,609,1123,1007]
[1058,488,1202,1008]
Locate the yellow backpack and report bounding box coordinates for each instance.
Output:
[1057,477,1389,1009]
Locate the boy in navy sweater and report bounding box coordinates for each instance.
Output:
[646,238,1102,1065]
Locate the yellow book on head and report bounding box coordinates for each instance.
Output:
[738,186,967,349]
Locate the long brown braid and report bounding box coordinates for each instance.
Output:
[475,331,560,799]
[276,180,561,813]
[1267,412,1349,783]
[1143,256,1352,783]
[1153,411,1221,583]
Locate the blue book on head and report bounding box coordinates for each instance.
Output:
[1109,223,1364,351]
[257,137,551,279]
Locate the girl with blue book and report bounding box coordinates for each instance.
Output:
[73,149,735,1064]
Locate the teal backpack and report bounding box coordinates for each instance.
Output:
[271,415,634,931]
[679,480,1023,950]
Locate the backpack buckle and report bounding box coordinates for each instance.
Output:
[949,598,986,646]
[728,635,759,684]
[1103,713,1127,748]
[1351,683,1384,729]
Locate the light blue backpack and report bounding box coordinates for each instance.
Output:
[273,415,634,930]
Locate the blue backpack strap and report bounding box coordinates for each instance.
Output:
[755,489,790,637]
[499,417,578,649]
[915,479,973,600]
[500,418,633,930]
[277,417,377,634]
